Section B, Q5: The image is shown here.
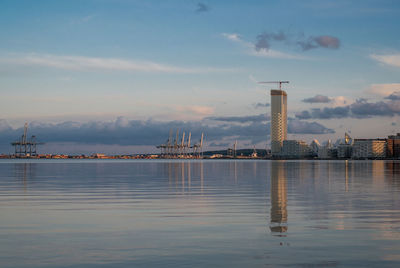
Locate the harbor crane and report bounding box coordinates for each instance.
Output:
[11,123,44,157]
[258,81,289,90]
[157,130,202,158]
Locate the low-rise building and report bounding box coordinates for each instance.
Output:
[337,144,352,159]
[281,140,312,158]
[352,139,387,159]
[318,147,337,159]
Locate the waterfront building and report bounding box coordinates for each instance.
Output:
[352,139,387,159]
[318,147,337,159]
[318,140,339,159]
[270,90,287,156]
[337,144,352,159]
[309,139,321,156]
[387,133,400,158]
[281,140,312,158]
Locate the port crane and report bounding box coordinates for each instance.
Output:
[157,129,202,158]
[11,123,44,157]
[258,81,289,90]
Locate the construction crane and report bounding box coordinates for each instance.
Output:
[258,81,289,90]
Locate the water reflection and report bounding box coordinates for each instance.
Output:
[1,160,400,267]
[345,160,349,192]
[13,162,36,191]
[270,161,288,233]
[386,161,400,187]
[167,161,204,193]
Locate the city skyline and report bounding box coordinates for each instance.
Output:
[1,0,400,154]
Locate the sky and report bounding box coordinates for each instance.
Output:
[1,0,400,154]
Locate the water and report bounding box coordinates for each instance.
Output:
[0,159,400,267]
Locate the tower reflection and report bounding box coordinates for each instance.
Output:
[270,161,288,233]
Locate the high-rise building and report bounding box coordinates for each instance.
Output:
[387,133,400,158]
[270,90,287,156]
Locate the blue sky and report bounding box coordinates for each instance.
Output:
[1,0,400,154]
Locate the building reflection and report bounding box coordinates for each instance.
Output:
[385,161,400,188]
[270,161,288,233]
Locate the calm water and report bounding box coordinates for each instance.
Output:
[0,160,400,267]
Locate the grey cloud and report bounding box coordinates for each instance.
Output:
[255,31,287,51]
[209,142,230,147]
[297,35,340,51]
[0,116,335,154]
[288,120,335,134]
[206,113,269,123]
[0,119,13,132]
[296,99,400,119]
[296,106,350,119]
[315,36,340,49]
[196,3,210,13]
[0,117,268,149]
[253,102,270,109]
[385,92,400,100]
[254,30,340,52]
[302,95,332,103]
[295,110,312,120]
[350,99,396,117]
[311,106,350,119]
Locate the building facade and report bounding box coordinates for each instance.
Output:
[387,133,400,158]
[352,139,387,159]
[337,144,352,159]
[281,140,312,158]
[270,90,287,156]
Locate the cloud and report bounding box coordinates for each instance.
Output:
[196,3,210,13]
[367,83,400,96]
[0,53,232,74]
[296,106,350,119]
[370,53,400,68]
[0,119,13,132]
[249,49,307,60]
[297,35,340,51]
[175,105,214,116]
[255,31,287,51]
[288,120,335,134]
[206,113,269,123]
[222,32,306,60]
[296,99,400,119]
[331,96,350,106]
[208,142,230,147]
[302,95,332,103]
[254,30,340,52]
[385,92,400,100]
[351,99,399,117]
[0,117,268,149]
[221,33,242,42]
[252,102,270,109]
[0,115,334,153]
[295,110,312,120]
